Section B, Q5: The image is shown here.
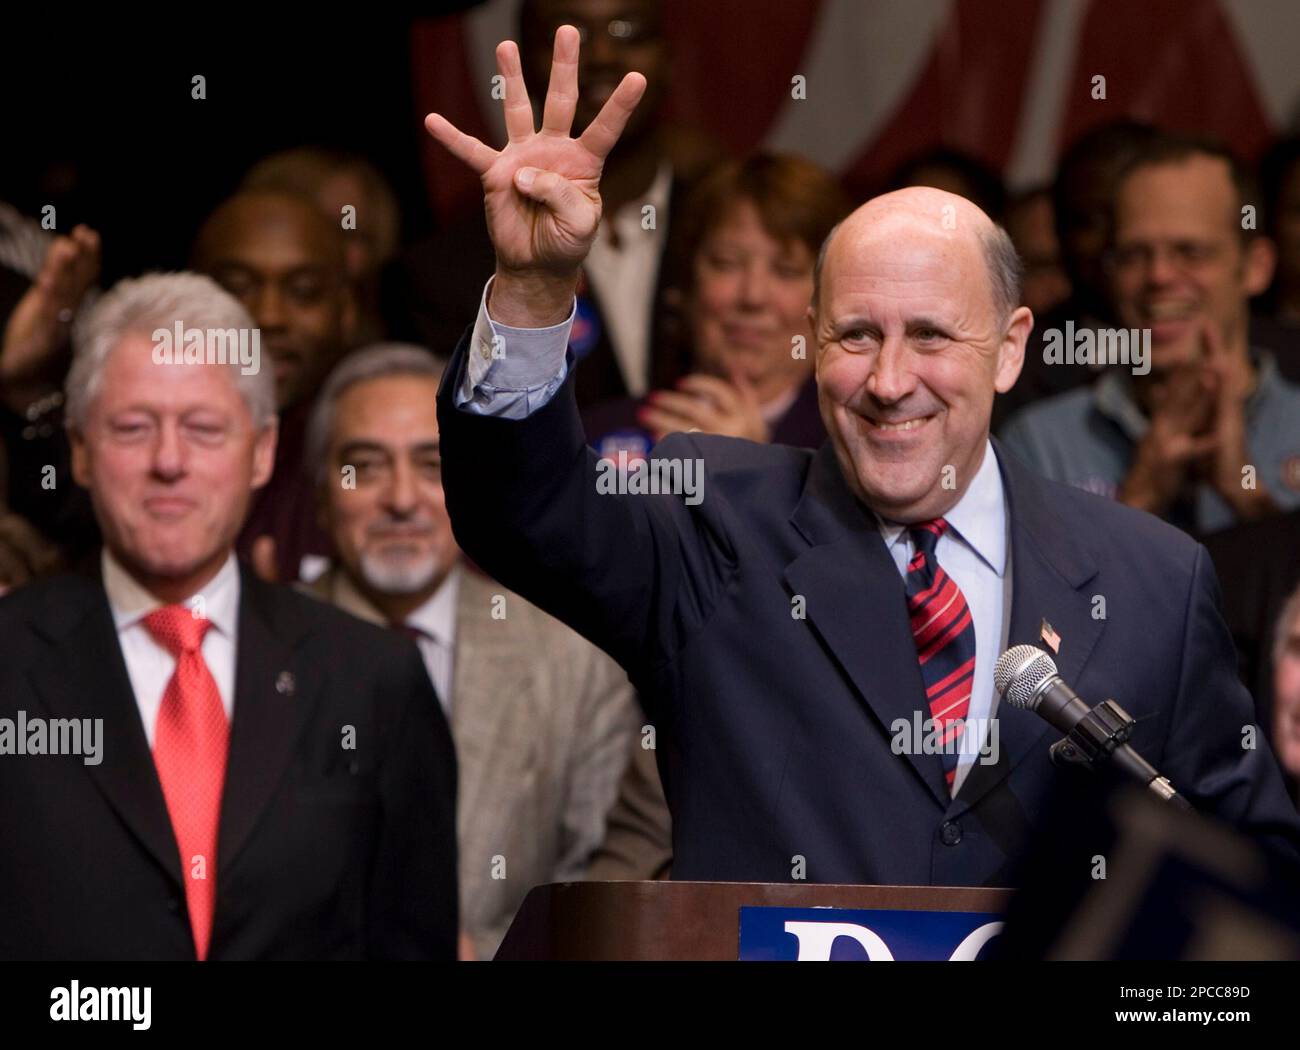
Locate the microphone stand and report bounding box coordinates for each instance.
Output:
[1048,697,1191,810]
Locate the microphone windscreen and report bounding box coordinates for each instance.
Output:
[995,644,1058,710]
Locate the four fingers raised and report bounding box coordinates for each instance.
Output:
[424,113,499,175]
[425,26,646,173]
[496,40,535,143]
[579,72,647,161]
[541,24,581,136]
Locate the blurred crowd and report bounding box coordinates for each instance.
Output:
[3,0,1300,956]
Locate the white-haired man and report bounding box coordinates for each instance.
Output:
[0,272,457,960]
[303,343,638,959]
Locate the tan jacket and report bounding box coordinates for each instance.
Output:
[306,564,638,959]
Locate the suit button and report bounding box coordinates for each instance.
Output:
[167,897,181,913]
[941,821,963,846]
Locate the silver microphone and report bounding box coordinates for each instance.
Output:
[994,644,1188,807]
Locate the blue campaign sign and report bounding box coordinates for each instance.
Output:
[738,906,1004,961]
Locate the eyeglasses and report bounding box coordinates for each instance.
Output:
[542,17,658,46]
[1104,239,1226,276]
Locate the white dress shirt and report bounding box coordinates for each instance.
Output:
[873,442,1012,793]
[582,161,672,396]
[334,564,461,716]
[103,549,239,749]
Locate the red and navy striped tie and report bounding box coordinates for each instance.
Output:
[904,518,976,795]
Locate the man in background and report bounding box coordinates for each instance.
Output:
[1002,133,1300,535]
[192,189,357,581]
[394,0,717,405]
[305,343,638,958]
[1003,186,1071,319]
[993,121,1155,428]
[242,148,401,345]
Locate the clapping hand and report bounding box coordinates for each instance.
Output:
[1,224,100,401]
[638,371,771,443]
[1196,317,1276,519]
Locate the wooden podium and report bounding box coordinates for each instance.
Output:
[494,881,1014,960]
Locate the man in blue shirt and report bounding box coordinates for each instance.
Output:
[1002,134,1300,535]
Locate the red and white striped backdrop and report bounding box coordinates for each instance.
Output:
[412,0,1300,222]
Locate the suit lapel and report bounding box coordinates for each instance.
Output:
[217,567,320,878]
[306,565,386,627]
[784,443,951,808]
[952,440,1105,814]
[450,572,536,818]
[26,576,184,888]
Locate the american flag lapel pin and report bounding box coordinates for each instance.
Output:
[1039,618,1061,655]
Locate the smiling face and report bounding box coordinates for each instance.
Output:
[70,333,277,600]
[1109,156,1274,370]
[523,0,666,145]
[688,199,816,399]
[321,374,459,606]
[813,189,1031,523]
[193,192,355,411]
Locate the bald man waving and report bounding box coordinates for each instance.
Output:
[428,26,1300,885]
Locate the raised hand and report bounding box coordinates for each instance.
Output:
[1120,363,1216,515]
[1197,317,1277,520]
[1,224,100,393]
[424,25,645,326]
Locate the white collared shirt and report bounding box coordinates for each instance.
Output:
[873,441,1011,793]
[581,161,672,396]
[335,564,461,717]
[102,549,240,749]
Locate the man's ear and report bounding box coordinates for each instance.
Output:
[1242,235,1277,299]
[251,418,279,490]
[69,426,90,488]
[807,304,824,353]
[994,306,1034,395]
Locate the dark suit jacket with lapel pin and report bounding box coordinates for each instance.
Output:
[0,563,458,960]
[436,332,1300,886]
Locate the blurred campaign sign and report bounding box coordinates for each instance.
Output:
[738,906,1004,961]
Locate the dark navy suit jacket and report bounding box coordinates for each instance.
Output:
[0,564,458,959]
[438,334,1300,886]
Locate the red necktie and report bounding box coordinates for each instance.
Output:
[144,605,229,961]
[904,519,977,796]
